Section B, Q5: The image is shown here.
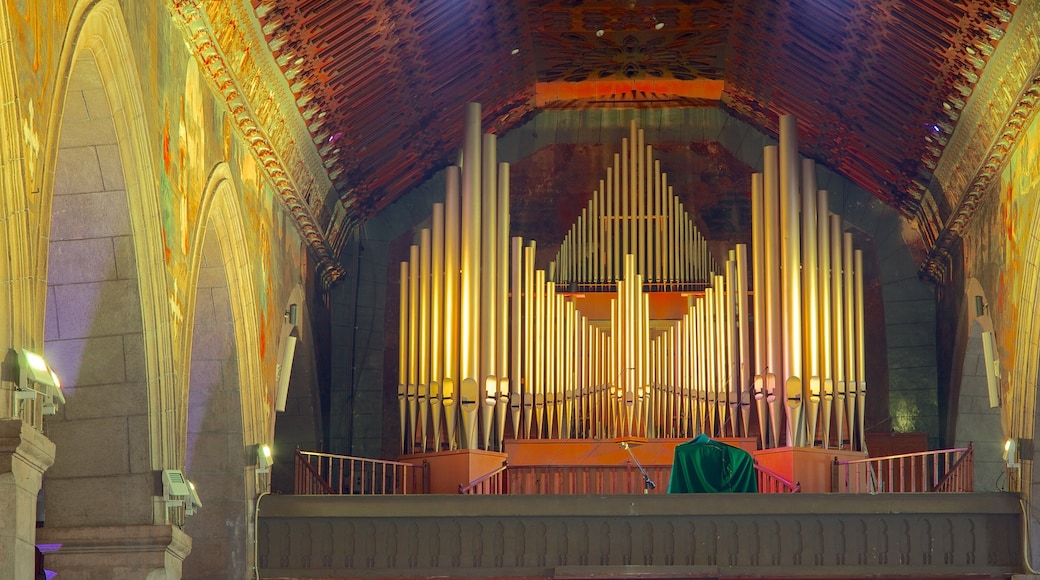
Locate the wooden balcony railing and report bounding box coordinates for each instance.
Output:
[294,449,428,495]
[459,461,509,494]
[507,462,672,495]
[832,444,973,493]
[754,461,801,493]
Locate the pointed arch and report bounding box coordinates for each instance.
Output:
[35,0,175,476]
[185,163,267,455]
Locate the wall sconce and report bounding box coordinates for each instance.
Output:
[981,331,1000,408]
[975,295,988,317]
[186,480,203,516]
[285,303,298,327]
[1004,438,1019,468]
[257,444,273,474]
[275,329,298,412]
[162,469,196,518]
[16,348,64,415]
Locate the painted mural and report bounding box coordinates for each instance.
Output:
[973,105,1040,441]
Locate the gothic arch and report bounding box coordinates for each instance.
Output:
[36,0,176,476]
[186,163,267,455]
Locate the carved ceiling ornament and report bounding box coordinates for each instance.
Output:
[167,0,344,285]
[919,0,1040,285]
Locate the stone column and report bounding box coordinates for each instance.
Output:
[0,419,56,578]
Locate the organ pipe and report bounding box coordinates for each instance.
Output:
[855,249,867,452]
[418,229,431,452]
[831,215,846,449]
[779,115,803,447]
[843,231,856,450]
[398,261,409,453]
[407,244,419,451]
[459,103,481,450]
[480,134,497,450]
[431,204,444,452]
[801,160,820,447]
[443,167,461,449]
[817,192,832,449]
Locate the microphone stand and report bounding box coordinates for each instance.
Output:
[619,441,656,494]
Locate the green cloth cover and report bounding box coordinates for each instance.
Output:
[667,434,758,493]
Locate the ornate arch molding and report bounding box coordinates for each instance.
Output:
[37,0,178,480]
[0,3,33,359]
[184,163,267,459]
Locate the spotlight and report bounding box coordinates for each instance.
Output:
[186,480,203,516]
[511,47,520,55]
[16,348,64,415]
[257,444,273,474]
[1004,438,1019,468]
[161,469,198,518]
[596,29,605,37]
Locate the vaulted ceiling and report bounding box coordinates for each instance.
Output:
[247,0,1018,276]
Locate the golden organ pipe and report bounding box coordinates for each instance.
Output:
[510,236,522,440]
[751,172,768,447]
[459,103,481,450]
[398,261,409,452]
[535,268,546,438]
[855,249,867,452]
[763,145,782,447]
[779,114,803,446]
[546,281,558,436]
[801,159,820,447]
[632,127,640,282]
[830,215,846,449]
[843,232,856,450]
[726,258,740,437]
[653,160,662,283]
[817,192,832,449]
[523,243,535,438]
[613,154,621,281]
[479,128,499,440]
[443,166,461,449]
[621,141,630,275]
[431,204,445,452]
[496,162,510,449]
[736,244,751,438]
[419,228,431,452]
[408,244,420,451]
[478,135,495,417]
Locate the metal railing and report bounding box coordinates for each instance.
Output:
[832,444,973,493]
[459,461,509,494]
[754,461,801,493]
[294,449,428,495]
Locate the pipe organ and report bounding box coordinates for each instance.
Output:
[398,106,869,453]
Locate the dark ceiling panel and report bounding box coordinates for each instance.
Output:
[252,0,1014,252]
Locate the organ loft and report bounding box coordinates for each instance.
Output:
[396,105,871,458]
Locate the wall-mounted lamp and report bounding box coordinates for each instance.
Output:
[186,480,203,516]
[161,469,200,518]
[982,331,1000,408]
[974,295,988,317]
[257,444,273,474]
[285,303,298,327]
[16,348,64,415]
[275,329,298,412]
[1004,438,1019,468]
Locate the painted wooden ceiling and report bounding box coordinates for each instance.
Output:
[250,0,1015,256]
